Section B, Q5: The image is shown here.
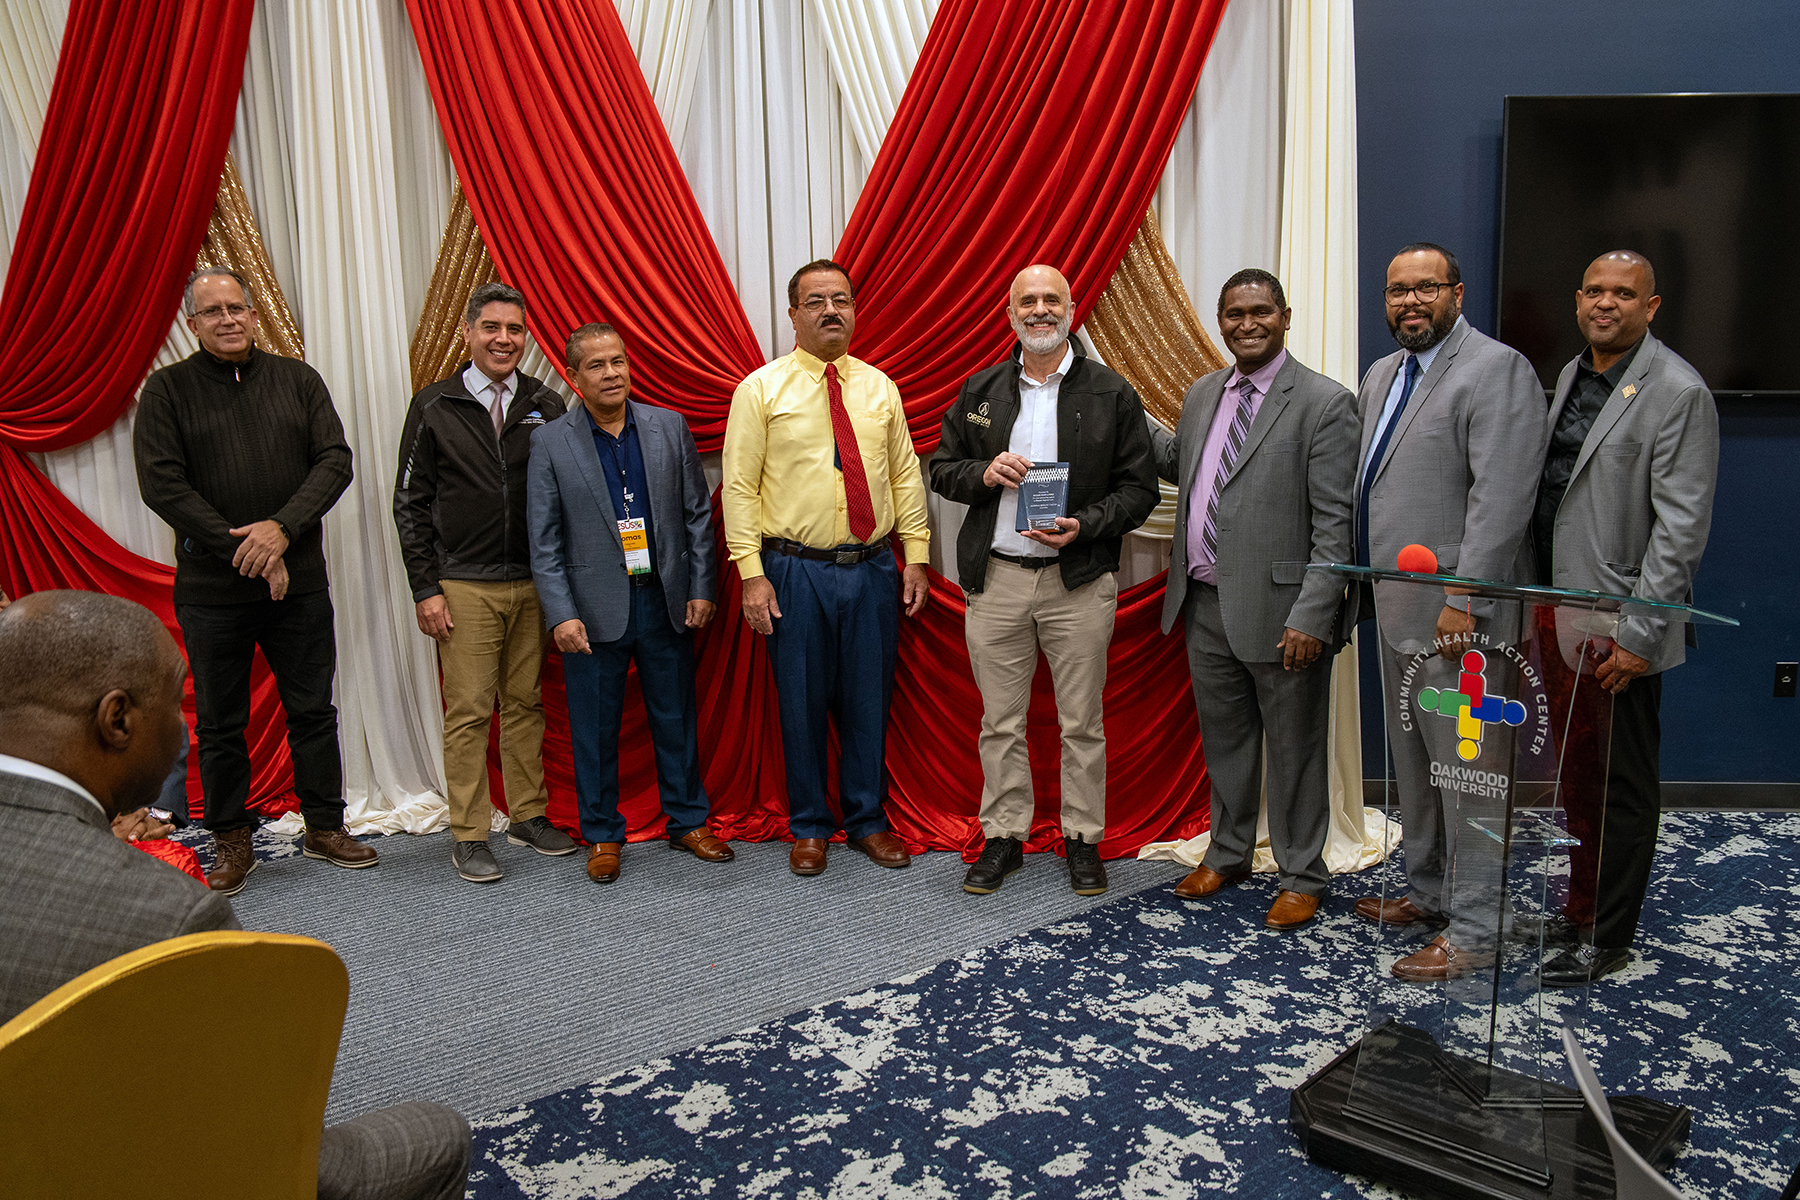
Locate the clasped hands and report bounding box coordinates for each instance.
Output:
[229,519,289,601]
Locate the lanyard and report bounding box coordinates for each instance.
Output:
[599,424,635,520]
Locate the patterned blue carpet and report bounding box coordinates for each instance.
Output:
[460,811,1800,1199]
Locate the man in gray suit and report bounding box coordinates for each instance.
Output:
[1530,250,1717,986]
[1354,243,1549,981]
[1151,269,1359,930]
[528,324,729,885]
[0,590,470,1200]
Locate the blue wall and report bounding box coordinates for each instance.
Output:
[1353,1,1800,781]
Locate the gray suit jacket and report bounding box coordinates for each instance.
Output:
[1354,319,1549,650]
[528,401,716,642]
[0,772,239,1024]
[1546,331,1717,673]
[1153,354,1360,660]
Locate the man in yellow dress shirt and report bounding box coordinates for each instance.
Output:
[722,258,931,877]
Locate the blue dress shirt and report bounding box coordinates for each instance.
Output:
[587,404,656,574]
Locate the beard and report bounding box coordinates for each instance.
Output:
[1012,310,1071,356]
[1390,300,1459,352]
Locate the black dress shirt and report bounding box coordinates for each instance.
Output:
[587,404,656,574]
[1533,338,1642,580]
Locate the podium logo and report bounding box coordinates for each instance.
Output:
[1417,650,1527,762]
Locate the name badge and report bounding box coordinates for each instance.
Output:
[618,518,651,575]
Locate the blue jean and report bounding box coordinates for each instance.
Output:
[561,577,709,844]
[763,545,899,840]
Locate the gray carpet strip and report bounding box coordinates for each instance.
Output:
[225,830,1190,1125]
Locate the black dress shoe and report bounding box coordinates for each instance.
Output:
[1065,835,1107,896]
[1507,912,1586,947]
[1538,944,1630,988]
[962,836,1023,894]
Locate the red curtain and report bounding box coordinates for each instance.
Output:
[407,0,1228,858]
[404,0,766,451]
[0,0,295,819]
[837,0,1229,451]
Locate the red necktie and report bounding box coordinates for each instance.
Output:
[825,362,877,542]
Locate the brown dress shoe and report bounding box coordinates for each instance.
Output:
[789,838,827,876]
[1391,935,1496,982]
[1354,895,1443,926]
[586,842,622,884]
[302,826,378,869]
[1265,890,1321,929]
[206,827,256,895]
[845,830,911,868]
[672,828,735,862]
[1172,863,1250,899]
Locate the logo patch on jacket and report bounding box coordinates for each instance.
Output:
[520,410,547,426]
[967,400,992,428]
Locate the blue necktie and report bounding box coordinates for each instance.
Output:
[1356,354,1421,566]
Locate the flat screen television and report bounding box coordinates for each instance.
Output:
[1497,93,1800,396]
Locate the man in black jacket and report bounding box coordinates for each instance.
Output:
[393,283,575,883]
[134,267,372,895]
[929,264,1158,897]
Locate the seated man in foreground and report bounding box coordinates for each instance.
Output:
[0,589,470,1200]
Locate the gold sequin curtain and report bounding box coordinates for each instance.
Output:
[195,153,304,359]
[410,186,497,393]
[1085,208,1226,429]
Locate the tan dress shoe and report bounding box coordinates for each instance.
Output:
[845,830,911,868]
[1172,863,1250,898]
[302,826,379,869]
[586,842,622,884]
[1265,890,1321,929]
[1353,895,1442,926]
[1391,935,1495,982]
[789,838,827,876]
[672,828,735,862]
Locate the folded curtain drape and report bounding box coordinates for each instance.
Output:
[407,0,1228,857]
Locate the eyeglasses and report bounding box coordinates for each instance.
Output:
[1384,282,1450,304]
[800,293,855,312]
[194,303,253,323]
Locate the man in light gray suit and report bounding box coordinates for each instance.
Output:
[528,323,729,886]
[0,590,471,1200]
[1354,243,1549,982]
[1152,269,1359,930]
[1530,250,1717,987]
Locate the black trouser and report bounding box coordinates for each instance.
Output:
[1591,671,1663,949]
[176,589,344,834]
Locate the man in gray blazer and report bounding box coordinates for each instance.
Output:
[528,324,728,885]
[1529,251,1717,986]
[1354,243,1549,982]
[0,590,470,1200]
[1151,269,1358,930]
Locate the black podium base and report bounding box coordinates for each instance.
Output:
[1290,1025,1689,1199]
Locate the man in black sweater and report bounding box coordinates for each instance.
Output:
[134,267,374,894]
[393,282,575,883]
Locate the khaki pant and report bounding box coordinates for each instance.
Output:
[438,579,549,841]
[964,557,1117,841]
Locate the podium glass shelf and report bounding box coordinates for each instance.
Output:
[1288,563,1734,1199]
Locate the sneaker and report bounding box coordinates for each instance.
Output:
[452,839,503,883]
[302,826,379,869]
[206,826,256,895]
[506,816,579,856]
[962,836,1024,894]
[1065,835,1107,896]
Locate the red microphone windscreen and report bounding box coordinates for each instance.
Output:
[1395,544,1438,574]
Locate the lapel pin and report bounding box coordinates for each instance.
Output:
[1622,384,1637,399]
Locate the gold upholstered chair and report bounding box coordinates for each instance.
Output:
[0,930,348,1199]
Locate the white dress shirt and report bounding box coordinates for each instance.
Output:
[0,753,106,818]
[463,363,519,433]
[992,344,1074,557]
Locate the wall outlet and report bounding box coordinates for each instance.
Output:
[1777,663,1798,699]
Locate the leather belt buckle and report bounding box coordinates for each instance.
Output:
[835,548,860,566]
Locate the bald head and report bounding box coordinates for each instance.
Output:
[1007,264,1073,362]
[0,591,187,815]
[1588,249,1655,297]
[1577,250,1661,369]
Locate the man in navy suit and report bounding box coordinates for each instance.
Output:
[526,324,731,884]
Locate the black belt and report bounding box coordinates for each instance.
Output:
[629,572,659,589]
[763,537,885,565]
[990,550,1059,571]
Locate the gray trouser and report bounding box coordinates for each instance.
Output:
[317,1101,471,1200]
[1183,584,1332,896]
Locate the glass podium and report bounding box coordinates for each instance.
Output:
[1289,563,1737,1199]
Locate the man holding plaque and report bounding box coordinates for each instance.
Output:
[1152,269,1359,930]
[929,264,1157,897]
